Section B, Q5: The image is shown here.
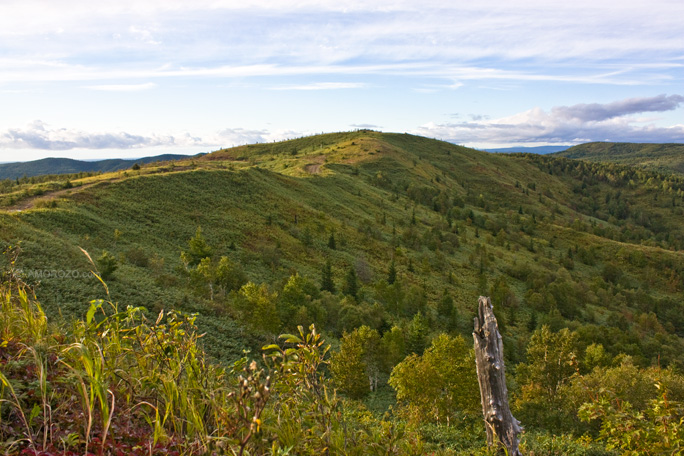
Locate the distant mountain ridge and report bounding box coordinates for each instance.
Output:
[554,142,684,175]
[485,145,571,154]
[0,153,203,180]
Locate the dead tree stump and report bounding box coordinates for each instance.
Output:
[473,296,522,455]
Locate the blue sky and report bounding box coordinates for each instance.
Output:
[1,0,683,161]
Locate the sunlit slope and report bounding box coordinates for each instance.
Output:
[0,154,197,180]
[1,131,684,367]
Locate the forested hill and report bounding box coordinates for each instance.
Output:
[1,130,684,454]
[555,141,684,175]
[0,153,199,180]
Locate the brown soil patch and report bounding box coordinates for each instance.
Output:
[304,155,326,174]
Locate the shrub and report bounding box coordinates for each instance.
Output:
[125,246,149,267]
[96,250,118,280]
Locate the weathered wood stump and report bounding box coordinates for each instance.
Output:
[473,296,522,455]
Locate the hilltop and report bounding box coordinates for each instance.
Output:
[1,130,684,454]
[555,141,684,175]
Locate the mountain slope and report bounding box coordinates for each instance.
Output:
[2,130,683,371]
[2,130,684,453]
[0,153,200,180]
[555,142,684,175]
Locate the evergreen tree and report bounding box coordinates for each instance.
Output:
[527,310,538,331]
[328,232,337,250]
[387,259,397,285]
[320,259,336,293]
[406,312,429,355]
[437,289,453,319]
[181,226,213,267]
[302,227,313,247]
[343,266,358,299]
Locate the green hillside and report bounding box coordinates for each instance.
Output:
[556,141,684,175]
[0,153,199,180]
[2,130,684,454]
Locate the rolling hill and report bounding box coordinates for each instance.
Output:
[555,141,684,175]
[1,130,684,454]
[2,131,684,356]
[0,153,201,180]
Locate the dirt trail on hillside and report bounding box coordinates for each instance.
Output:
[305,164,322,174]
[4,180,109,213]
[3,166,201,213]
[304,155,326,174]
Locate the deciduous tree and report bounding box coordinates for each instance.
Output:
[389,333,479,424]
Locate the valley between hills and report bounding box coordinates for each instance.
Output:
[2,130,684,455]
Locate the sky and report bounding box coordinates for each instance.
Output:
[1,0,683,161]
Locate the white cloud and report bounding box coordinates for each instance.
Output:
[2,59,659,87]
[0,121,193,150]
[85,82,157,91]
[212,128,306,147]
[350,123,382,129]
[128,26,161,45]
[0,121,307,153]
[270,82,368,90]
[415,95,684,146]
[551,95,684,122]
[0,1,682,86]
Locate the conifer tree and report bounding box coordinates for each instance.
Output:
[406,312,429,355]
[387,259,397,285]
[321,259,336,293]
[343,266,358,299]
[437,289,453,319]
[328,232,337,250]
[181,226,213,267]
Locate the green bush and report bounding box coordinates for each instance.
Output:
[520,432,616,456]
[96,250,118,280]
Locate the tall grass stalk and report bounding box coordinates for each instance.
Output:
[27,346,52,450]
[0,369,36,453]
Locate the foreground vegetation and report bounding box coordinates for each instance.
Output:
[3,251,683,454]
[0,269,419,455]
[1,131,684,454]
